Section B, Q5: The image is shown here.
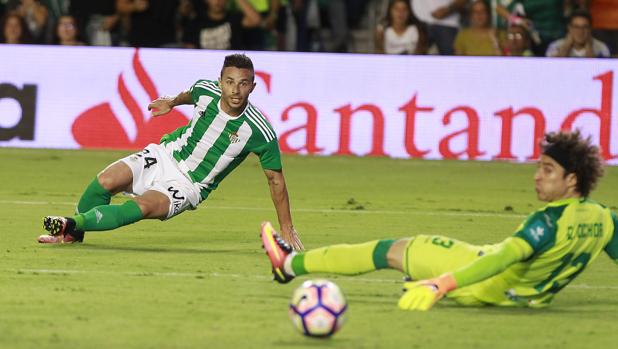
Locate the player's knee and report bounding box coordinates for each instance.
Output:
[97,162,133,193]
[97,172,117,192]
[387,238,411,272]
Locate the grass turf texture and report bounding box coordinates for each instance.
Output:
[1,147,617,349]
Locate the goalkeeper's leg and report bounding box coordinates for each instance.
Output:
[261,221,411,283]
[280,234,481,279]
[282,238,411,277]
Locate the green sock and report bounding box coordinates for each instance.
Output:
[77,177,112,214]
[74,200,143,231]
[291,239,394,276]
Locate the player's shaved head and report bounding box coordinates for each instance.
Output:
[221,54,254,81]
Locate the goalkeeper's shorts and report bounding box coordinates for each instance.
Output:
[404,234,501,306]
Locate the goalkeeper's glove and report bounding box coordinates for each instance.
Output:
[398,273,457,311]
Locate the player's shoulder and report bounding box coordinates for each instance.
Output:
[581,197,609,210]
[243,103,277,143]
[521,208,560,235]
[537,202,569,224]
[190,79,221,96]
[515,205,565,253]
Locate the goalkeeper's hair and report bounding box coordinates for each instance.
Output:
[541,130,604,197]
[221,53,254,80]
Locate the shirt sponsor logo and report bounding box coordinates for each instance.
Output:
[167,186,185,216]
[172,200,182,215]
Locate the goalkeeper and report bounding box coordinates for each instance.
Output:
[261,131,618,310]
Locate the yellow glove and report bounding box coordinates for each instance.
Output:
[398,273,457,311]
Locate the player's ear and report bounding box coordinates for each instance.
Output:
[566,172,578,190]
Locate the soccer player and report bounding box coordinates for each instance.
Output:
[38,53,304,250]
[261,131,617,310]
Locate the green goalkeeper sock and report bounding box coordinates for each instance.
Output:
[290,239,394,276]
[77,177,112,214]
[74,200,144,231]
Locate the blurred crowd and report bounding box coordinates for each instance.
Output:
[0,0,616,58]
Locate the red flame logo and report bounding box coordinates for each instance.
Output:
[72,48,190,149]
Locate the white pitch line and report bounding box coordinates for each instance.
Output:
[5,268,618,290]
[6,268,395,284]
[0,199,526,219]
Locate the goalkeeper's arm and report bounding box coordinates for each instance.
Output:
[399,237,533,310]
[451,237,532,288]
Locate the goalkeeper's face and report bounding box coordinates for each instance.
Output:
[534,155,578,202]
[219,67,256,117]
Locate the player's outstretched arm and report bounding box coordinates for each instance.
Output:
[148,90,193,117]
[399,237,532,311]
[264,169,304,251]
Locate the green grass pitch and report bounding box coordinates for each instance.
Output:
[1,147,617,349]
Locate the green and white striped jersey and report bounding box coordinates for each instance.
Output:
[160,79,281,201]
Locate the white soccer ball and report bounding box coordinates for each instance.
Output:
[288,279,347,337]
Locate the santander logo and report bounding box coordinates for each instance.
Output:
[71,49,190,149]
[61,47,615,163]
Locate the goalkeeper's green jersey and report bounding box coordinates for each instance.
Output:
[473,197,618,307]
[161,80,282,201]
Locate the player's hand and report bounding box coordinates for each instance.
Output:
[398,274,457,311]
[148,97,174,117]
[280,226,304,251]
[398,281,443,311]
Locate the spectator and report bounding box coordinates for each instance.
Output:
[287,0,326,52]
[270,0,288,51]
[70,0,122,46]
[257,0,287,51]
[54,14,85,45]
[454,0,503,56]
[375,0,427,54]
[116,0,179,48]
[411,0,468,55]
[239,0,270,50]
[586,0,618,56]
[496,0,566,57]
[176,0,196,43]
[40,0,71,43]
[182,0,261,50]
[10,0,48,42]
[0,12,32,43]
[546,9,609,57]
[503,23,533,56]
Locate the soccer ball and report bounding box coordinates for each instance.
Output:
[288,279,347,338]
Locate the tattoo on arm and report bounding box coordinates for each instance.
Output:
[172,90,193,107]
